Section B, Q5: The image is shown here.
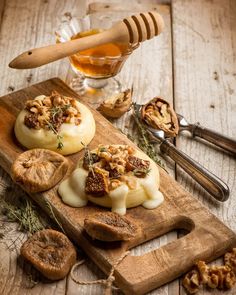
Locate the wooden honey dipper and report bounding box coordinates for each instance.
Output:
[9,11,164,69]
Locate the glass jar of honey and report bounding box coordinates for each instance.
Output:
[56,13,138,102]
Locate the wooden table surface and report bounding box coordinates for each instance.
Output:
[0,0,235,294]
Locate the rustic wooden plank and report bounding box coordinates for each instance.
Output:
[0,0,86,98]
[1,77,236,295]
[66,2,178,294]
[0,1,86,295]
[0,1,178,294]
[85,3,179,295]
[0,0,5,29]
[172,0,236,294]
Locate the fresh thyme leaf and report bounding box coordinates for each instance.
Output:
[127,104,167,172]
[99,147,107,152]
[133,168,151,177]
[57,135,64,150]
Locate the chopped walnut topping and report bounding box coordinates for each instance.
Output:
[83,145,151,196]
[24,91,81,132]
[141,97,179,137]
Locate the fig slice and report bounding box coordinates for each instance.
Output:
[141,97,179,137]
[11,148,68,193]
[21,229,76,280]
[97,89,132,118]
[84,212,138,241]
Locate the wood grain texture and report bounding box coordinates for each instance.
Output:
[0,0,235,295]
[172,0,236,217]
[0,1,176,294]
[172,0,236,294]
[0,78,235,295]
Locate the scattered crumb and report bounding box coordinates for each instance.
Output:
[209,104,215,109]
[213,71,219,80]
[26,73,33,83]
[7,85,15,92]
[64,12,72,20]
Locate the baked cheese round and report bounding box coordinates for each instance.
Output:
[14,93,96,155]
[58,145,164,215]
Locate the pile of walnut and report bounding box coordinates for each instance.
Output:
[83,145,150,195]
[97,89,132,118]
[183,248,236,294]
[24,90,81,131]
[141,97,179,137]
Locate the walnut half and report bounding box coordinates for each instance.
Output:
[141,97,179,137]
[97,89,132,118]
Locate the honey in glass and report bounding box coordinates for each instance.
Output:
[69,29,131,79]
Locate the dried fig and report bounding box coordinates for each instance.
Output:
[84,212,138,241]
[141,97,179,137]
[11,149,68,193]
[21,229,76,280]
[97,89,132,118]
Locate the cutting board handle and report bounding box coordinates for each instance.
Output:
[115,226,236,295]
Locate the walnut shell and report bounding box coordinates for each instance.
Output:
[97,89,132,118]
[141,97,179,137]
[21,229,76,280]
[11,149,68,193]
[84,212,138,241]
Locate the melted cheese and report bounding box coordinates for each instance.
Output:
[14,95,96,155]
[58,147,164,215]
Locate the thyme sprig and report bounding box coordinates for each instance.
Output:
[1,198,45,234]
[45,104,71,150]
[45,201,65,234]
[129,104,167,172]
[81,142,95,177]
[45,120,64,150]
[50,104,70,122]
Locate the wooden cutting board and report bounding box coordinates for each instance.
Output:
[0,78,235,295]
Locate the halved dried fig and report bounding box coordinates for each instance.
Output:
[84,212,138,241]
[85,169,109,196]
[141,97,179,137]
[11,149,68,193]
[21,229,76,280]
[97,89,132,118]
